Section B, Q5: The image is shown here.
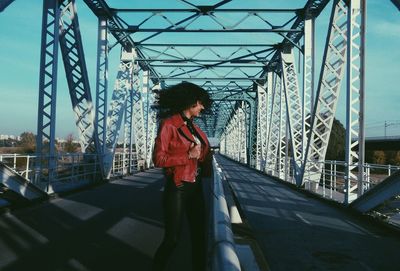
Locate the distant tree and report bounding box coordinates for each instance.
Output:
[372,150,386,165]
[325,118,346,161]
[63,134,78,153]
[19,132,36,153]
[386,151,400,166]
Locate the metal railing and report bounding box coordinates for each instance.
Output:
[224,152,400,204]
[0,151,138,193]
[260,157,400,203]
[210,157,241,271]
[111,152,138,176]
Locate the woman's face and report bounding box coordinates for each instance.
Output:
[188,101,205,117]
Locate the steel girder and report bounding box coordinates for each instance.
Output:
[224,105,247,163]
[350,171,400,213]
[265,74,280,176]
[391,0,400,11]
[80,1,353,182]
[264,72,274,171]
[278,77,288,181]
[209,91,254,120]
[260,0,331,77]
[59,0,97,153]
[123,76,135,175]
[281,49,303,184]
[35,0,60,190]
[83,0,159,85]
[302,18,315,169]
[240,102,249,164]
[214,92,257,167]
[344,0,366,203]
[146,82,159,169]
[302,0,348,189]
[95,17,109,158]
[255,84,268,170]
[0,0,14,12]
[266,73,286,178]
[81,0,335,170]
[200,82,253,137]
[220,107,236,160]
[142,71,150,169]
[139,70,158,169]
[103,49,136,178]
[131,67,147,171]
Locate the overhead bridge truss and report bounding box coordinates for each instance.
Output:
[25,0,393,206]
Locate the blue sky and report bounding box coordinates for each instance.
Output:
[0,0,399,139]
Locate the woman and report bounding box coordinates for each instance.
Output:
[152,82,212,271]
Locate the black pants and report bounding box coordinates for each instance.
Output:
[152,176,206,271]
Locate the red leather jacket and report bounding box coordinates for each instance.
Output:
[153,113,210,186]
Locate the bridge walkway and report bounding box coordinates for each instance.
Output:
[1,156,400,270]
[215,154,400,271]
[0,169,201,271]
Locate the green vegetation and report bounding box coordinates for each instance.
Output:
[0,132,81,154]
[326,119,400,165]
[326,118,346,161]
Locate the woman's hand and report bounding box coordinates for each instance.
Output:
[188,143,201,159]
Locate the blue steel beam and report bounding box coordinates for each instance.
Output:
[261,0,331,77]
[112,8,299,13]
[391,0,400,10]
[95,17,109,162]
[350,171,400,213]
[103,49,136,177]
[0,0,14,12]
[109,28,303,33]
[83,0,160,85]
[59,0,98,154]
[35,0,60,190]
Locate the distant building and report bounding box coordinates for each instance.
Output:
[0,134,21,141]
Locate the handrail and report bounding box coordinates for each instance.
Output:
[210,157,241,271]
[0,152,138,194]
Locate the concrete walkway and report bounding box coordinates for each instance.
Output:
[0,169,196,271]
[216,154,400,271]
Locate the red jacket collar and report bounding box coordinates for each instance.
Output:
[166,113,208,145]
[168,113,186,128]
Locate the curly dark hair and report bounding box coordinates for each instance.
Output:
[155,82,212,119]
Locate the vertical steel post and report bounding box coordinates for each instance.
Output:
[131,66,146,170]
[278,76,287,179]
[95,17,109,168]
[103,48,135,178]
[256,84,268,170]
[36,0,60,191]
[345,0,366,203]
[303,17,315,164]
[266,73,280,176]
[281,49,303,184]
[146,82,160,168]
[142,71,150,168]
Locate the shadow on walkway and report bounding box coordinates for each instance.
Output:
[216,155,400,271]
[0,169,195,271]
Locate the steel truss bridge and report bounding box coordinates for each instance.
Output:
[1,0,400,270]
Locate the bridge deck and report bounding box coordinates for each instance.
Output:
[0,169,197,271]
[216,154,400,271]
[1,158,400,270]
